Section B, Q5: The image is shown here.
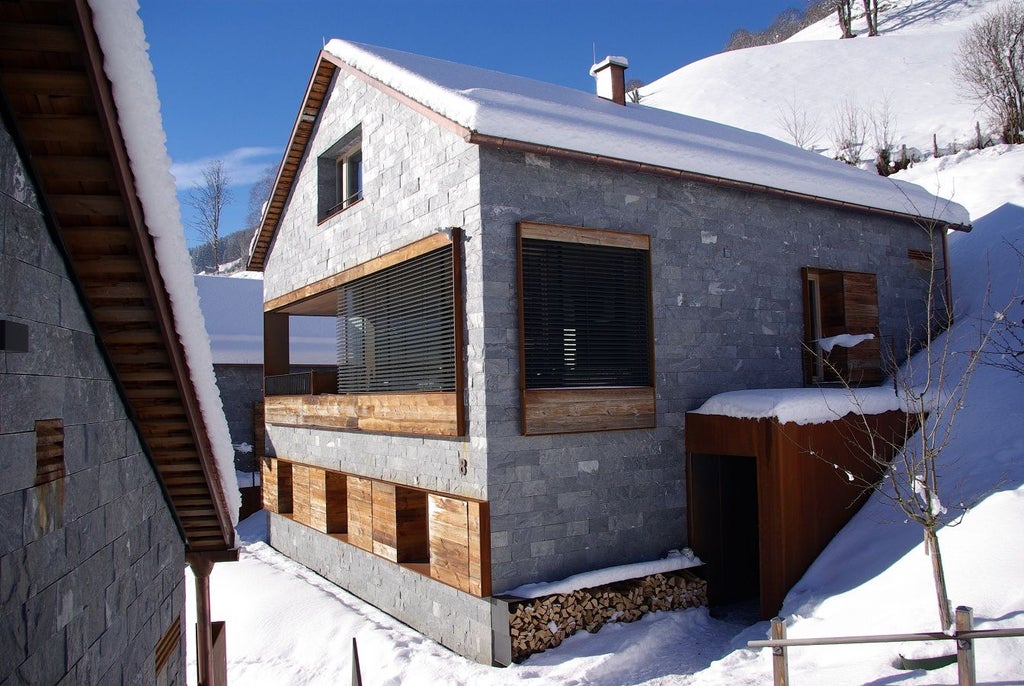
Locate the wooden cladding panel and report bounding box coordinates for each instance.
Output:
[522,387,656,435]
[291,464,313,528]
[519,221,650,251]
[264,392,460,437]
[347,476,374,552]
[429,495,491,595]
[370,483,429,562]
[293,466,348,534]
[261,458,292,514]
[154,614,182,675]
[34,419,65,485]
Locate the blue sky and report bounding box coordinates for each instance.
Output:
[139,0,804,248]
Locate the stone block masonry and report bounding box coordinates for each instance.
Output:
[1,116,186,686]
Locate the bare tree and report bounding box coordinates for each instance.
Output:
[775,91,821,149]
[955,0,1024,144]
[184,160,232,271]
[984,243,1024,376]
[810,220,1020,630]
[863,0,879,36]
[835,0,855,39]
[625,78,645,104]
[869,96,903,175]
[829,98,867,165]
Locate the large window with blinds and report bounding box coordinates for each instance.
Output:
[517,222,656,435]
[337,244,455,393]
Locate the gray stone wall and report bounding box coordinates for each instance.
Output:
[262,67,489,500]
[1,116,185,685]
[213,364,263,476]
[269,513,495,664]
[476,146,941,592]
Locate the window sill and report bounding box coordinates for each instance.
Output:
[264,390,463,437]
[521,386,656,435]
[317,197,363,225]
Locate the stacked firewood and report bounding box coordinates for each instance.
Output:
[506,570,707,662]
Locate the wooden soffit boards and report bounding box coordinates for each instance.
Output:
[0,0,234,551]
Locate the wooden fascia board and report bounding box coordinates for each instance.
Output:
[71,0,234,551]
[248,52,338,271]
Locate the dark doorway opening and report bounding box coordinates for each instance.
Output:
[687,453,759,613]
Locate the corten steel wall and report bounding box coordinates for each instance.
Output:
[477,145,940,593]
[0,117,186,684]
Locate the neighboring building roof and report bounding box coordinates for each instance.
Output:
[249,40,969,270]
[0,0,238,548]
[195,274,336,365]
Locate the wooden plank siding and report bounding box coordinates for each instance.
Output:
[264,391,461,437]
[522,387,656,435]
[261,457,292,514]
[270,459,489,595]
[0,0,234,552]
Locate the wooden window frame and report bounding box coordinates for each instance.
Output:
[517,221,656,435]
[264,231,465,437]
[317,125,363,222]
[801,267,882,386]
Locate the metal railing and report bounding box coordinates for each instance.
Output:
[264,371,337,396]
[748,606,1024,686]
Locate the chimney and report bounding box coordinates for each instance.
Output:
[590,55,629,105]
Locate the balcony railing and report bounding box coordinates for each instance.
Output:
[265,371,337,396]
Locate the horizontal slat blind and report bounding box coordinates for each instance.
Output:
[336,245,455,393]
[522,238,651,388]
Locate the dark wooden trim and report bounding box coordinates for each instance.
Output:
[264,391,462,437]
[265,231,453,312]
[522,387,656,435]
[153,614,182,675]
[450,228,467,436]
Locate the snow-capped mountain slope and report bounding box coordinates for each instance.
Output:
[642,0,1000,158]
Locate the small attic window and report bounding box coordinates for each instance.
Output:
[318,125,363,221]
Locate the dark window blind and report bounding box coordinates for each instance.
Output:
[336,245,455,393]
[521,238,651,388]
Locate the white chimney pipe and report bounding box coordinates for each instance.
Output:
[590,55,629,105]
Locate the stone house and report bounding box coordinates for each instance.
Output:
[247,41,968,664]
[1,1,237,683]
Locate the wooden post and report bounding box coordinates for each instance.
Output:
[190,556,215,686]
[956,606,976,686]
[771,616,789,686]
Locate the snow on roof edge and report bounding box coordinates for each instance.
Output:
[691,387,907,426]
[86,0,240,528]
[322,39,969,228]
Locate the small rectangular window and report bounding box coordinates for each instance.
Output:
[318,125,362,221]
[35,418,64,485]
[802,268,881,386]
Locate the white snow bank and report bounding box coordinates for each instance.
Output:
[503,549,702,599]
[324,40,968,227]
[87,0,239,525]
[692,386,905,425]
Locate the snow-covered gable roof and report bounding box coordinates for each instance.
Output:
[1,0,240,543]
[249,40,968,269]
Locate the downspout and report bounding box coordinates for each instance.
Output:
[187,549,239,685]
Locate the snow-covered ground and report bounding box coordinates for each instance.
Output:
[186,1,1024,683]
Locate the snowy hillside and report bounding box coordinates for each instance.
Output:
[642,0,1003,163]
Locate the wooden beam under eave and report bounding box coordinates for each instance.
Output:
[0,23,79,52]
[0,70,92,96]
[15,114,105,143]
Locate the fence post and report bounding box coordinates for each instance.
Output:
[771,616,789,686]
[956,606,976,686]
